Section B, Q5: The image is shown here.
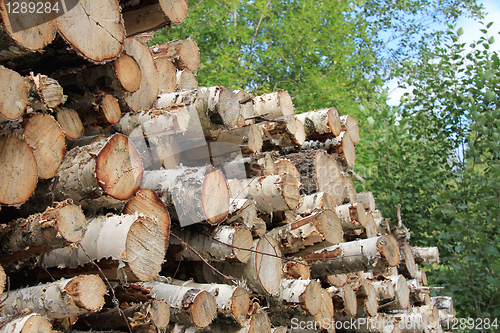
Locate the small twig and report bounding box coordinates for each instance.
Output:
[77,243,133,333]
[170,232,241,283]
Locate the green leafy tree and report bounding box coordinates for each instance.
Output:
[356,25,500,322]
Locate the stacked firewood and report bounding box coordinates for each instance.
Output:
[0,0,453,332]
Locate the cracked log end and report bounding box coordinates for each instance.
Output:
[231,286,252,326]
[64,274,106,312]
[96,133,143,200]
[125,215,165,281]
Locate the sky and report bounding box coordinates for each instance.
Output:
[386,0,500,106]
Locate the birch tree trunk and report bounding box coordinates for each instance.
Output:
[169,279,252,326]
[252,90,294,119]
[43,213,165,282]
[0,200,86,265]
[0,313,52,333]
[141,281,217,328]
[411,247,439,265]
[304,235,400,277]
[295,192,336,216]
[278,279,323,316]
[269,210,343,256]
[54,133,143,211]
[2,275,106,319]
[335,202,368,230]
[203,235,283,296]
[141,166,229,226]
[295,107,342,141]
[168,224,253,263]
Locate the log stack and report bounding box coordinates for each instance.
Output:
[0,2,452,333]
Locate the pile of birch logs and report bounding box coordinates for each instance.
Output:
[0,0,454,332]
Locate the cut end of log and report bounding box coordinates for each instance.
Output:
[201,168,229,225]
[329,108,342,136]
[281,173,301,210]
[114,53,142,92]
[56,0,125,63]
[23,114,66,179]
[315,150,344,206]
[377,234,401,267]
[0,134,38,206]
[0,265,5,295]
[0,66,28,120]
[255,235,283,296]
[190,290,217,328]
[57,108,84,140]
[231,286,252,326]
[14,314,53,333]
[156,58,177,94]
[122,188,171,245]
[100,94,122,125]
[160,0,189,24]
[300,280,323,315]
[340,115,359,145]
[314,289,334,329]
[151,299,171,329]
[49,201,87,243]
[125,215,166,281]
[64,274,106,311]
[342,283,358,317]
[316,209,344,247]
[96,133,143,200]
[233,225,253,264]
[278,90,295,117]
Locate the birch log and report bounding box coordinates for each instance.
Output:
[177,69,199,91]
[141,281,217,328]
[0,200,85,265]
[204,235,283,296]
[335,202,368,230]
[0,0,57,54]
[122,37,160,112]
[398,243,418,279]
[269,210,343,256]
[237,174,300,213]
[279,279,323,316]
[56,0,125,63]
[54,133,143,211]
[0,134,38,206]
[295,107,342,141]
[304,235,400,277]
[207,305,272,333]
[141,166,229,226]
[0,313,52,333]
[295,192,336,216]
[1,275,106,319]
[411,247,440,265]
[156,57,177,94]
[316,150,345,206]
[75,299,170,331]
[379,275,411,311]
[43,213,165,282]
[156,86,243,138]
[152,37,200,72]
[169,279,251,326]
[330,283,357,317]
[340,115,359,145]
[342,174,357,204]
[252,90,294,119]
[122,0,189,36]
[357,192,376,211]
[167,224,253,263]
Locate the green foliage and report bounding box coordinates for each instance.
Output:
[356,24,500,321]
[152,0,381,115]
